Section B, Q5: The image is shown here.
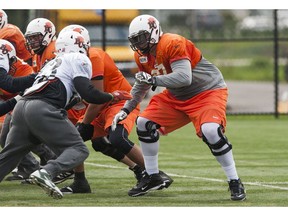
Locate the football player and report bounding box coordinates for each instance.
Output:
[112,14,246,201]
[0,31,132,199]
[58,25,173,194]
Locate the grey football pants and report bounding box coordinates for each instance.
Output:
[0,99,89,181]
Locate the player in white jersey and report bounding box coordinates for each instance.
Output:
[0,31,132,199]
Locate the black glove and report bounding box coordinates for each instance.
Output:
[76,122,94,141]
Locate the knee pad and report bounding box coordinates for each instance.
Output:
[202,125,232,156]
[92,137,125,161]
[108,125,135,155]
[136,117,160,143]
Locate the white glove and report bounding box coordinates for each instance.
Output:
[111,109,129,131]
[135,71,156,85]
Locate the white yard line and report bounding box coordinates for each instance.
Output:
[85,162,288,191]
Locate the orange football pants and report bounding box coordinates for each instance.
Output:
[140,88,228,138]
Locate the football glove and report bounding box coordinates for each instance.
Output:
[110,90,132,104]
[111,108,129,131]
[76,122,94,141]
[135,71,156,86]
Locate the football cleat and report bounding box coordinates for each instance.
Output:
[129,164,145,182]
[30,169,63,199]
[228,178,246,201]
[159,170,174,189]
[128,173,166,197]
[52,170,75,184]
[60,180,91,194]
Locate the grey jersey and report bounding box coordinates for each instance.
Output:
[123,57,226,113]
[166,57,227,100]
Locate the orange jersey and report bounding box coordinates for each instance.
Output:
[0,24,32,61]
[0,58,33,100]
[32,40,56,73]
[134,33,202,76]
[89,47,132,93]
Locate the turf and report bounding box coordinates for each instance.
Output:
[1,115,288,214]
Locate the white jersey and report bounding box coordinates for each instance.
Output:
[24,52,92,106]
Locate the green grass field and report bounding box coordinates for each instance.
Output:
[1,116,288,213]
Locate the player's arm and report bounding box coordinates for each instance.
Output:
[0,68,36,93]
[81,77,106,124]
[135,59,192,89]
[154,59,192,88]
[73,76,131,105]
[111,80,150,131]
[0,95,21,117]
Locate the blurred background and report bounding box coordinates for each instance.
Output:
[5,9,288,117]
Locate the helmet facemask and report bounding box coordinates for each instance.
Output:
[128,30,152,55]
[25,32,45,54]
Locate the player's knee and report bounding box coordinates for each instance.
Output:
[136,117,160,143]
[109,125,134,155]
[91,137,109,152]
[201,123,232,156]
[92,137,125,161]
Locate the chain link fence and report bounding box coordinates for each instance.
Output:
[6,9,288,117]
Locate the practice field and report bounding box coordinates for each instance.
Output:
[1,115,288,213]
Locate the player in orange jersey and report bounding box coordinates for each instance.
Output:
[0,9,32,63]
[112,14,246,200]
[57,25,173,194]
[24,17,56,73]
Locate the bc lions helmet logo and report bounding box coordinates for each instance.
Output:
[147,17,157,30]
[74,36,84,48]
[0,43,12,55]
[73,27,83,34]
[44,22,53,33]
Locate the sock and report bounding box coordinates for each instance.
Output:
[75,171,86,181]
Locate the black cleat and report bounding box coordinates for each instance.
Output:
[128,173,165,197]
[159,170,174,189]
[5,171,30,181]
[228,178,246,201]
[52,170,75,185]
[129,164,145,182]
[60,180,91,194]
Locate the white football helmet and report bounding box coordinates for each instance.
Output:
[59,24,90,48]
[25,18,56,54]
[55,31,88,55]
[0,9,8,29]
[128,14,163,54]
[0,39,17,67]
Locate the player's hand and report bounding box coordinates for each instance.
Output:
[76,122,94,141]
[111,109,129,131]
[135,71,156,85]
[110,90,132,104]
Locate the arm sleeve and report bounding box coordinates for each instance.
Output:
[73,76,113,104]
[122,80,150,113]
[0,68,36,93]
[154,59,192,88]
[0,98,17,117]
